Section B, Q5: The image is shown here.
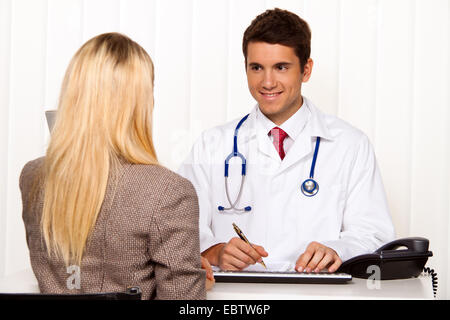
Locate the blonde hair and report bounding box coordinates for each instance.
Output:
[41,33,158,266]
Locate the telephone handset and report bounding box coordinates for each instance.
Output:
[337,237,433,280]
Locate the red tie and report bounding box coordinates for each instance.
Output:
[270,127,288,160]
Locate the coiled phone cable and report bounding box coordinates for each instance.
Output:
[423,267,438,298]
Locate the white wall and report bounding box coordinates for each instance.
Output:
[0,0,449,298]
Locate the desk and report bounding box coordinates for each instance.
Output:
[0,269,434,299]
[0,269,40,293]
[207,276,434,300]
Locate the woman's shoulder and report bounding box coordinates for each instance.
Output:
[21,156,45,174]
[116,163,198,221]
[20,157,45,191]
[121,163,196,194]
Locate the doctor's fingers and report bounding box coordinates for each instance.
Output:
[295,242,326,272]
[312,245,341,272]
[306,249,341,273]
[219,252,251,270]
[314,253,338,273]
[304,248,327,272]
[251,244,269,258]
[219,238,253,270]
[228,238,264,264]
[326,257,342,273]
[295,243,317,271]
[295,251,313,272]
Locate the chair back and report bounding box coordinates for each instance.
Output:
[45,110,56,132]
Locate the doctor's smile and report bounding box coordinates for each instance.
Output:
[259,91,284,103]
[259,91,283,98]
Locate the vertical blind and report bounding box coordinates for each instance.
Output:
[0,0,449,298]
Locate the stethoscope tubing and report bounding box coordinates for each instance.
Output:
[309,137,321,179]
[220,114,251,212]
[219,113,321,212]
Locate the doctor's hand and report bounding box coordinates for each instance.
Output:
[295,241,342,273]
[203,238,268,271]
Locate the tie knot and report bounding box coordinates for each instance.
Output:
[270,127,288,142]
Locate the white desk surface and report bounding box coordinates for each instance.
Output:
[0,269,434,300]
[207,276,434,300]
[0,269,40,294]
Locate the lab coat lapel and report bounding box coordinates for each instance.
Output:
[249,108,280,161]
[236,109,261,160]
[257,130,280,160]
[277,98,334,175]
[277,130,313,174]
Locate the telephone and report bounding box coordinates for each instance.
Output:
[337,237,433,280]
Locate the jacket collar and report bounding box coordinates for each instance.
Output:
[304,97,334,142]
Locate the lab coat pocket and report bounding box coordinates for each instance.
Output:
[297,183,344,241]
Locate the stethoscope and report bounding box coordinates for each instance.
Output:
[218,114,321,213]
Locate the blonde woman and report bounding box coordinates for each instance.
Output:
[20,33,210,299]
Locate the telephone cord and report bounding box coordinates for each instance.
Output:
[423,267,438,298]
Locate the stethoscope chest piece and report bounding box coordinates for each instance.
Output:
[300,136,321,197]
[301,178,319,197]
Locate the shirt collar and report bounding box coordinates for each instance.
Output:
[252,97,335,141]
[256,98,309,141]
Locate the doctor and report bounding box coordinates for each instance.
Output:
[179,8,395,273]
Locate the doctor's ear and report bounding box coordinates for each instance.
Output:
[301,58,313,83]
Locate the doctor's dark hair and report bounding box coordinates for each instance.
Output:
[242,8,311,72]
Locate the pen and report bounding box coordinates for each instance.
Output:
[232,222,267,269]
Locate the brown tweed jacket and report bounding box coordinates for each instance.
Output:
[20,157,206,300]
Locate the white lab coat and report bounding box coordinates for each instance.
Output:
[178,97,395,266]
